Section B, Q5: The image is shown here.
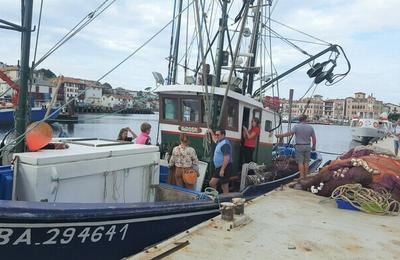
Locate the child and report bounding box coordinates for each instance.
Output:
[135,122,152,145]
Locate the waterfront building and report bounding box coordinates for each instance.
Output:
[344,92,383,119]
[0,65,19,98]
[60,77,103,106]
[383,103,400,115]
[101,94,134,109]
[291,95,324,120]
[323,98,345,119]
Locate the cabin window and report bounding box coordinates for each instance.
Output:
[265,120,272,131]
[163,98,179,120]
[226,99,238,129]
[182,99,201,123]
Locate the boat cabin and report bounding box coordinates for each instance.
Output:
[157,84,279,175]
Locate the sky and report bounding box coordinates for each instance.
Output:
[0,0,399,103]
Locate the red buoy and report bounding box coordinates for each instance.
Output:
[26,122,53,151]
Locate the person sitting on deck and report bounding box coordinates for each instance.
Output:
[275,114,316,179]
[242,117,261,163]
[208,128,233,193]
[117,127,137,142]
[135,122,152,145]
[168,133,199,190]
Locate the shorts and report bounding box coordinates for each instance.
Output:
[213,163,233,184]
[295,144,311,164]
[394,140,399,150]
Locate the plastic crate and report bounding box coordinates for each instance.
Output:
[335,198,359,211]
[159,165,169,183]
[310,151,318,160]
[0,165,13,200]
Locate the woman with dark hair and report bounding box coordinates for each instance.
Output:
[117,127,137,142]
[242,117,261,163]
[168,133,199,189]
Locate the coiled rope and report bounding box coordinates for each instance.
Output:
[331,184,400,216]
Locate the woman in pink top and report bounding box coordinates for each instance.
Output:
[135,122,152,145]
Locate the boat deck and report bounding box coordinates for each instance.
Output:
[130,188,400,259]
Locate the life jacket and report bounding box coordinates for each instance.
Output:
[213,138,233,168]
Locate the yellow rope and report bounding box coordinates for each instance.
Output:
[331,184,400,216]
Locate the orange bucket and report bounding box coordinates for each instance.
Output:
[182,168,198,185]
[26,122,53,151]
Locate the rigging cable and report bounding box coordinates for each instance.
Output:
[268,17,330,45]
[0,0,197,157]
[34,0,117,68]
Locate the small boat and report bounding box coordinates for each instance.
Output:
[350,116,391,145]
[0,107,59,125]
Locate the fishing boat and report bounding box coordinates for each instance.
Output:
[350,115,392,145]
[0,107,59,125]
[0,0,354,259]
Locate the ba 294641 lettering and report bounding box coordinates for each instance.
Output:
[0,224,129,246]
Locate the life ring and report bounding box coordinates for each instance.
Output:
[373,122,379,128]
[358,121,363,127]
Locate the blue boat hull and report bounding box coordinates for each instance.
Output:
[0,197,218,260]
[0,155,322,259]
[0,108,59,125]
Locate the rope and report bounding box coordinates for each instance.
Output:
[331,184,400,216]
[198,187,219,202]
[34,0,117,68]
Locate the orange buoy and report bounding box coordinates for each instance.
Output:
[26,122,53,151]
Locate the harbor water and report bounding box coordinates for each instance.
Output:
[0,113,355,163]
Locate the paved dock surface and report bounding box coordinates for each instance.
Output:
[131,188,400,260]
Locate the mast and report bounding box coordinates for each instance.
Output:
[244,0,262,95]
[211,0,229,128]
[15,0,34,153]
[171,0,184,84]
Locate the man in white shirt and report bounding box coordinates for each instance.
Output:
[394,119,400,156]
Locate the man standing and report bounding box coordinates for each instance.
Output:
[208,128,233,193]
[393,119,400,156]
[275,115,316,178]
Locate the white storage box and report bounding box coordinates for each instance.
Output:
[14,139,160,203]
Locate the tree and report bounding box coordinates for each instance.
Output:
[37,68,56,78]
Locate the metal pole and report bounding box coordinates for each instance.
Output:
[287,89,294,141]
[218,2,250,128]
[211,0,229,128]
[15,0,33,153]
[171,0,184,84]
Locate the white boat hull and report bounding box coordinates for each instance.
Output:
[350,119,390,145]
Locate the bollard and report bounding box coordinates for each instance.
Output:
[220,202,235,221]
[232,198,245,215]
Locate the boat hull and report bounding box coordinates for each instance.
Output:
[0,107,59,125]
[0,198,219,260]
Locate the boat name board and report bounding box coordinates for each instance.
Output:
[178,125,202,133]
[0,224,129,246]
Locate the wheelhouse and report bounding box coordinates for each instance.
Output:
[157,84,278,175]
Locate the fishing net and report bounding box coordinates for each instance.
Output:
[331,184,400,216]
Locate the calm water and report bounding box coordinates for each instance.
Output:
[0,114,356,163]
